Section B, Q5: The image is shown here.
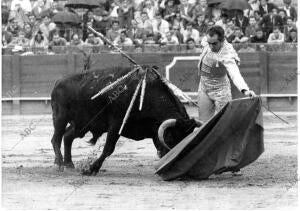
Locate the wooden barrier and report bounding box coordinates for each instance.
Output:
[1,51,297,114]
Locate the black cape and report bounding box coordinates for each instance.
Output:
[155,97,264,181]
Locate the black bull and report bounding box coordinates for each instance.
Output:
[50,65,201,175]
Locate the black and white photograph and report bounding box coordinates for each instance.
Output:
[1,0,298,209]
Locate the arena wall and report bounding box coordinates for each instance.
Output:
[2,52,297,115]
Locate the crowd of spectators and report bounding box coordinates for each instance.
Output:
[1,0,298,55]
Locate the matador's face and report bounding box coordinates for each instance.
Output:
[207,34,222,52]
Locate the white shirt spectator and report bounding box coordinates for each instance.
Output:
[215,19,227,30]
[267,31,285,44]
[181,26,200,44]
[152,18,169,37]
[161,33,179,45]
[10,0,32,13]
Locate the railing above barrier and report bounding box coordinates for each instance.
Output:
[2,43,297,55]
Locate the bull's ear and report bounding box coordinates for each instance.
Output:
[152,65,159,70]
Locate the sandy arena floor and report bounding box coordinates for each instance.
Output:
[1,109,298,209]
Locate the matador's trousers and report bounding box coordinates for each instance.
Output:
[198,75,232,122]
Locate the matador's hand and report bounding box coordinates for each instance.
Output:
[244,90,256,98]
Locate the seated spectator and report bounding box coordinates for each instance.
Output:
[142,0,158,21]
[32,0,47,19]
[161,0,178,23]
[178,0,193,24]
[259,7,284,37]
[159,31,179,45]
[106,20,122,42]
[233,10,249,34]
[170,25,184,44]
[39,15,56,41]
[7,18,21,37]
[118,0,134,28]
[23,23,33,40]
[172,12,186,31]
[108,1,119,19]
[246,0,260,17]
[245,16,259,38]
[137,11,153,37]
[9,30,30,48]
[10,0,32,14]
[85,33,104,46]
[193,14,208,39]
[278,9,288,24]
[50,1,64,15]
[253,10,262,22]
[49,30,67,47]
[284,16,297,40]
[9,2,29,28]
[29,30,48,53]
[227,26,249,43]
[285,28,297,43]
[69,33,84,46]
[2,5,10,25]
[185,37,201,53]
[281,0,297,22]
[181,22,200,44]
[113,30,134,46]
[258,0,277,17]
[267,26,284,44]
[190,0,207,22]
[2,24,13,47]
[211,4,221,22]
[27,12,38,29]
[144,33,156,44]
[152,12,170,41]
[224,19,235,40]
[215,13,229,30]
[250,27,267,43]
[87,10,110,36]
[127,19,144,45]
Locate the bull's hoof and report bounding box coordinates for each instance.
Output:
[81,168,98,176]
[54,164,64,172]
[64,161,75,169]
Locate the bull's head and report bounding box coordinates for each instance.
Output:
[158,118,202,151]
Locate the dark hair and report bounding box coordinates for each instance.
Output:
[120,29,127,36]
[111,20,119,25]
[278,9,287,15]
[207,25,225,42]
[186,22,193,27]
[290,28,297,33]
[141,11,148,16]
[255,27,263,32]
[273,26,280,31]
[186,38,195,43]
[253,10,260,15]
[34,31,44,41]
[221,13,228,19]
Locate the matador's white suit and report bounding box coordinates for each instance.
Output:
[197,40,250,122]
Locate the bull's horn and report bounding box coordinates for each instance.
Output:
[158,119,177,150]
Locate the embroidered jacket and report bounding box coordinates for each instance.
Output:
[197,40,249,92]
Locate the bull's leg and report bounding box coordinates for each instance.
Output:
[63,125,76,168]
[51,111,67,170]
[51,127,66,170]
[82,127,120,176]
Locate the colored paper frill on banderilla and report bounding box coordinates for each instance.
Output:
[155,97,264,181]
